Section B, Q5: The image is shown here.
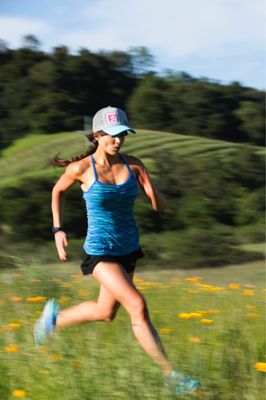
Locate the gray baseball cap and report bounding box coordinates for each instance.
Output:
[92,106,136,136]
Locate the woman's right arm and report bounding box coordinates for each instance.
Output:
[51,163,81,261]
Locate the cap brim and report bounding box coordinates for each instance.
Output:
[102,125,136,136]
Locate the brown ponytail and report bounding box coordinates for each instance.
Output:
[51,133,98,167]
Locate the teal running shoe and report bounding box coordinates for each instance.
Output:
[34,299,60,346]
[165,370,201,395]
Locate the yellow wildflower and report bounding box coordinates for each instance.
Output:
[200,319,213,324]
[228,283,240,290]
[10,296,22,302]
[159,328,172,334]
[39,346,47,354]
[255,362,266,372]
[7,323,21,329]
[195,283,213,289]
[12,390,26,398]
[189,312,203,318]
[247,314,258,318]
[189,337,201,343]
[185,277,203,284]
[50,354,62,362]
[195,283,224,292]
[178,313,193,319]
[208,286,224,292]
[26,296,46,303]
[243,290,254,296]
[5,345,20,353]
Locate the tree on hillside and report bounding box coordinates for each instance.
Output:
[100,50,133,76]
[128,74,171,130]
[234,100,265,146]
[128,74,264,144]
[129,46,156,77]
[0,36,264,148]
[21,34,42,51]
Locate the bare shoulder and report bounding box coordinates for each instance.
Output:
[65,156,92,180]
[122,153,145,174]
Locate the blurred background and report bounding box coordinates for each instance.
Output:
[0,1,265,399]
[0,0,265,268]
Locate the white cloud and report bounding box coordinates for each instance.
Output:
[0,16,53,47]
[0,0,264,87]
[1,0,265,55]
[68,0,266,57]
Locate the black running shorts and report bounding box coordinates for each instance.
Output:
[80,248,144,276]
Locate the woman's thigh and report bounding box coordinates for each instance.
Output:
[96,266,134,316]
[93,262,144,312]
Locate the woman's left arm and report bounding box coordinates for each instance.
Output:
[136,160,166,213]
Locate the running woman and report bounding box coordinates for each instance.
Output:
[34,106,200,395]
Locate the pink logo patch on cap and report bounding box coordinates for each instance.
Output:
[106,112,119,125]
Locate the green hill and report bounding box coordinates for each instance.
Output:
[0,129,264,188]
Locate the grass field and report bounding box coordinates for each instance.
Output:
[0,259,265,400]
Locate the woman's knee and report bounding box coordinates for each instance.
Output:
[127,294,148,323]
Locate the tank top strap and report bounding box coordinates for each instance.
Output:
[91,154,98,180]
[120,154,132,176]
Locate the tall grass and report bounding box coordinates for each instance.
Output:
[0,260,265,399]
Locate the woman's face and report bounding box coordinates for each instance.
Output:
[95,131,127,155]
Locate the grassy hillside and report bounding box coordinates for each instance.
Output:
[0,129,264,188]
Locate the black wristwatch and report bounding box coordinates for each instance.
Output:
[52,227,64,234]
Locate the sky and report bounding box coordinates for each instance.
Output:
[0,0,265,90]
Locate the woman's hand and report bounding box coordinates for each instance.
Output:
[54,231,68,261]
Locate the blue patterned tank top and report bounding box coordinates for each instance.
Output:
[82,154,139,255]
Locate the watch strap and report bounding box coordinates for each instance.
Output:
[52,227,64,234]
